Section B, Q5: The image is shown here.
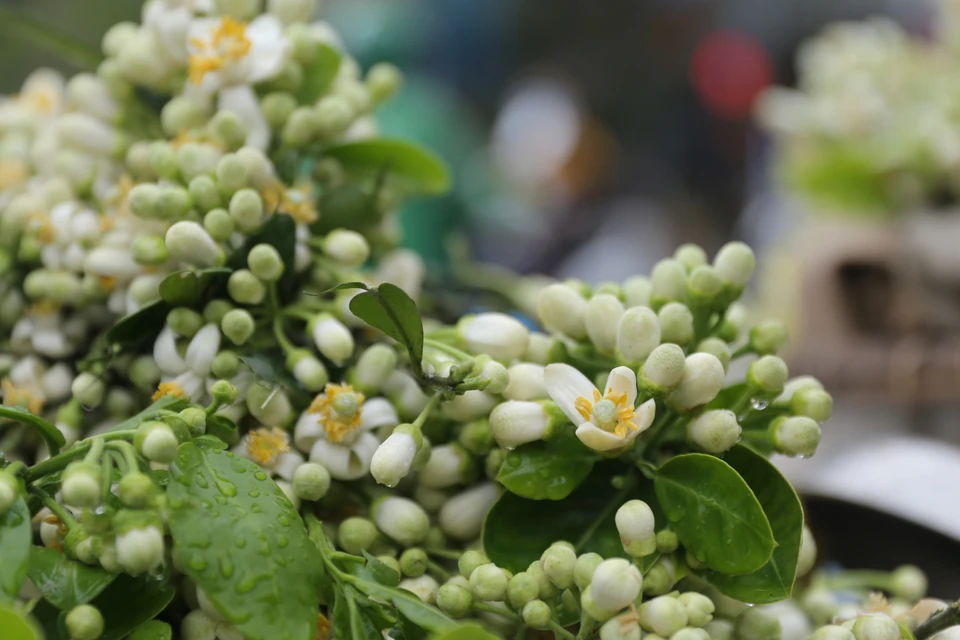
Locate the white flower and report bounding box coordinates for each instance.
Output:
[233,426,304,480]
[2,356,68,415]
[187,14,289,93]
[543,364,655,452]
[143,0,213,64]
[152,325,222,402]
[0,69,64,130]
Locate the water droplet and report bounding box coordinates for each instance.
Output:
[507,457,520,468]
[215,495,228,505]
[278,515,290,527]
[277,535,289,548]
[503,445,516,451]
[211,449,223,455]
[236,576,257,593]
[251,504,262,513]
[216,481,237,497]
[189,554,207,571]
[220,558,235,579]
[275,556,287,567]
[225,452,234,458]
[195,475,210,489]
[234,536,247,549]
[750,398,768,411]
[254,471,267,481]
[168,496,185,509]
[248,490,260,498]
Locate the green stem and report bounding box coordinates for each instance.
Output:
[283,308,316,323]
[84,437,105,465]
[107,441,141,473]
[575,473,636,552]
[731,344,754,360]
[26,430,137,482]
[641,414,683,456]
[549,621,577,640]
[425,559,452,580]
[916,601,960,640]
[729,388,754,416]
[35,490,76,528]
[427,548,463,561]
[412,394,441,430]
[107,395,190,433]
[576,614,596,640]
[472,601,521,621]
[100,453,115,503]
[0,6,102,69]
[423,339,471,360]
[273,316,298,355]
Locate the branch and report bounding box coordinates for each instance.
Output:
[916,601,960,640]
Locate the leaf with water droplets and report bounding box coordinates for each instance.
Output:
[496,429,598,501]
[90,571,176,640]
[166,443,323,640]
[0,496,31,602]
[26,547,116,610]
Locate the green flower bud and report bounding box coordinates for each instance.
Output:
[373,496,430,546]
[202,299,234,325]
[792,389,833,423]
[399,548,429,577]
[211,350,240,379]
[539,543,577,590]
[658,302,694,345]
[66,604,104,640]
[581,585,620,623]
[852,615,899,640]
[322,229,370,267]
[671,629,709,640]
[268,60,304,93]
[437,584,472,618]
[811,626,856,640]
[71,372,106,408]
[211,111,247,150]
[177,143,221,184]
[714,242,755,289]
[642,559,675,596]
[623,275,652,308]
[135,421,179,464]
[203,208,235,242]
[537,284,588,339]
[217,154,249,195]
[459,549,488,578]
[132,234,169,266]
[617,306,661,362]
[651,259,688,307]
[228,189,264,233]
[687,410,741,454]
[679,593,715,627]
[292,462,331,501]
[149,142,179,180]
[747,356,789,397]
[161,96,210,136]
[288,351,328,391]
[125,141,154,179]
[117,472,156,509]
[63,461,102,508]
[704,620,735,640]
[130,356,161,392]
[616,500,657,557]
[366,62,403,104]
[208,380,236,406]
[769,416,821,457]
[167,308,204,338]
[470,563,508,602]
[280,106,318,147]
[352,344,398,394]
[419,443,475,489]
[600,612,642,640]
[574,552,604,590]
[797,525,817,578]
[315,95,354,137]
[188,174,222,212]
[182,610,218,640]
[166,221,224,268]
[457,419,495,456]
[640,344,686,394]
[522,599,552,629]
[0,472,20,516]
[179,407,207,437]
[245,384,293,426]
[338,517,379,555]
[749,321,788,356]
[507,571,540,608]
[247,243,285,283]
[585,293,626,354]
[310,313,354,364]
[666,353,725,412]
[890,565,927,601]
[591,558,643,613]
[220,308,255,345]
[687,265,722,304]
[261,92,298,129]
[696,337,731,372]
[227,270,265,305]
[675,243,708,272]
[641,596,689,636]
[734,607,781,640]
[128,183,162,218]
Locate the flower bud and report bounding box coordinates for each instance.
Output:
[852,615,899,640]
[167,308,204,338]
[210,110,247,150]
[641,596,689,636]
[131,234,169,266]
[395,547,427,578]
[642,558,676,596]
[352,344,398,394]
[179,144,221,184]
[440,482,499,541]
[749,321,788,356]
[507,571,540,608]
[437,583,472,618]
[671,629,709,640]
[640,344,687,394]
[322,229,370,267]
[567,552,601,590]
[524,332,558,364]
[470,563,508,602]
[796,525,816,578]
[247,243,285,283]
[135,421,179,464]
[503,363,547,401]
[338,517,378,555]
[747,356,789,397]
[117,472,156,509]
[66,604,104,640]
[651,259,688,307]
[523,599,552,629]
[581,585,620,623]
[116,521,165,574]
[72,372,106,408]
[228,189,264,233]
[537,284,588,339]
[157,185,192,220]
[734,607,781,640]
[221,309,255,345]
[472,357,510,395]
[591,558,642,613]
[792,389,833,423]
[675,243,708,271]
[165,222,223,269]
[696,337,731,372]
[769,416,821,457]
[688,265,722,303]
[286,351,328,392]
[419,443,474,489]
[291,462,330,502]
[128,183,163,218]
[458,312,531,362]
[442,390,497,422]
[210,351,240,380]
[311,314,354,365]
[181,609,217,640]
[62,461,102,508]
[811,626,856,640]
[666,353,725,412]
[130,356,162,392]
[616,500,657,557]
[890,565,927,602]
[227,270,265,305]
[658,302,694,346]
[0,472,19,516]
[458,549,488,578]
[489,400,564,450]
[366,62,403,103]
[617,306,661,363]
[456,419,494,456]
[623,276,652,308]
[679,593,715,627]
[687,410,741,454]
[540,543,577,590]
[585,294,625,354]
[373,496,430,546]
[705,620,735,640]
[714,242,755,289]
[371,425,422,488]
[261,92,297,128]
[216,153,249,194]
[245,384,293,427]
[315,95,354,137]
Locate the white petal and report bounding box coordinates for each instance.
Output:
[246,14,283,43]
[294,410,325,452]
[633,398,656,434]
[575,423,629,452]
[33,329,72,358]
[41,363,74,401]
[10,356,43,386]
[272,451,304,482]
[154,326,189,375]
[310,433,378,481]
[173,371,206,402]
[360,397,399,432]
[84,246,141,280]
[543,363,596,425]
[247,41,290,85]
[186,17,220,51]
[217,85,268,150]
[185,323,221,376]
[603,366,638,407]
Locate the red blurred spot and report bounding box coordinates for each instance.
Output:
[690,29,772,120]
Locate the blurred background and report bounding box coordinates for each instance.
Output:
[3,0,960,578]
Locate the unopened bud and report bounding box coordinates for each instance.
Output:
[696,337,731,372]
[65,604,104,640]
[687,265,722,304]
[792,389,833,423]
[288,351,328,391]
[228,188,264,233]
[651,259,688,307]
[890,565,927,602]
[592,558,643,614]
[0,472,20,516]
[769,416,821,457]
[641,596,689,637]
[131,234,169,266]
[679,593,715,627]
[616,500,657,557]
[221,308,255,345]
[624,276,652,308]
[210,380,238,406]
[489,400,565,449]
[540,543,577,590]
[166,221,223,268]
[687,410,741,454]
[227,270,265,305]
[322,229,370,267]
[373,496,430,546]
[600,612,642,640]
[442,390,497,422]
[135,421,179,464]
[338,517,378,555]
[642,558,676,596]
[811,626,856,640]
[851,615,899,640]
[640,343,686,395]
[714,242,755,289]
[747,356,789,397]
[245,384,293,427]
[72,372,106,408]
[507,571,540,608]
[371,425,422,488]
[585,294,625,354]
[797,525,817,578]
[749,321,788,355]
[618,306,661,362]
[537,284,588,339]
[658,302,694,345]
[311,314,354,364]
[666,353,725,412]
[247,243,284,282]
[62,461,101,508]
[522,599,552,629]
[470,563,508,602]
[437,583,472,618]
[675,244,708,272]
[458,312,531,362]
[366,62,403,104]
[734,606,781,640]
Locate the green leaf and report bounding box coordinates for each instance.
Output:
[356,581,456,633]
[106,300,171,347]
[128,620,173,640]
[706,383,746,411]
[205,415,239,446]
[238,352,311,406]
[654,453,775,575]
[26,547,116,610]
[496,431,597,500]
[193,435,229,451]
[362,550,400,587]
[0,496,31,601]
[0,406,65,457]
[701,446,804,603]
[167,443,324,640]
[348,597,381,640]
[430,624,500,640]
[227,214,298,302]
[158,268,232,307]
[305,282,369,297]
[91,572,176,640]
[324,138,452,196]
[0,603,43,640]
[483,464,628,573]
[296,43,342,103]
[349,283,424,364]
[31,599,62,640]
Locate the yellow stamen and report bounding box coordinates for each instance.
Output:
[28,211,56,244]
[1,378,43,415]
[188,17,252,84]
[98,214,115,232]
[316,613,331,640]
[41,515,67,550]
[573,385,639,438]
[31,301,61,314]
[280,181,318,224]
[864,593,891,614]
[98,276,117,291]
[245,427,290,466]
[307,383,366,443]
[23,89,56,115]
[152,381,187,401]
[0,161,28,190]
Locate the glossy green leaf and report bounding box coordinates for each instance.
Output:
[312,185,381,234]
[0,603,43,640]
[106,300,171,346]
[497,431,597,500]
[128,620,173,640]
[238,352,311,405]
[483,464,628,573]
[349,283,424,363]
[362,550,400,587]
[305,281,369,297]
[30,599,62,640]
[227,213,298,301]
[359,581,456,633]
[655,453,775,575]
[92,572,176,640]
[166,443,323,640]
[205,415,239,446]
[26,547,116,610]
[158,268,231,307]
[0,406,65,457]
[430,624,500,640]
[324,138,452,195]
[701,446,804,603]
[296,43,341,103]
[0,496,31,601]
[706,383,746,411]
[105,395,191,434]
